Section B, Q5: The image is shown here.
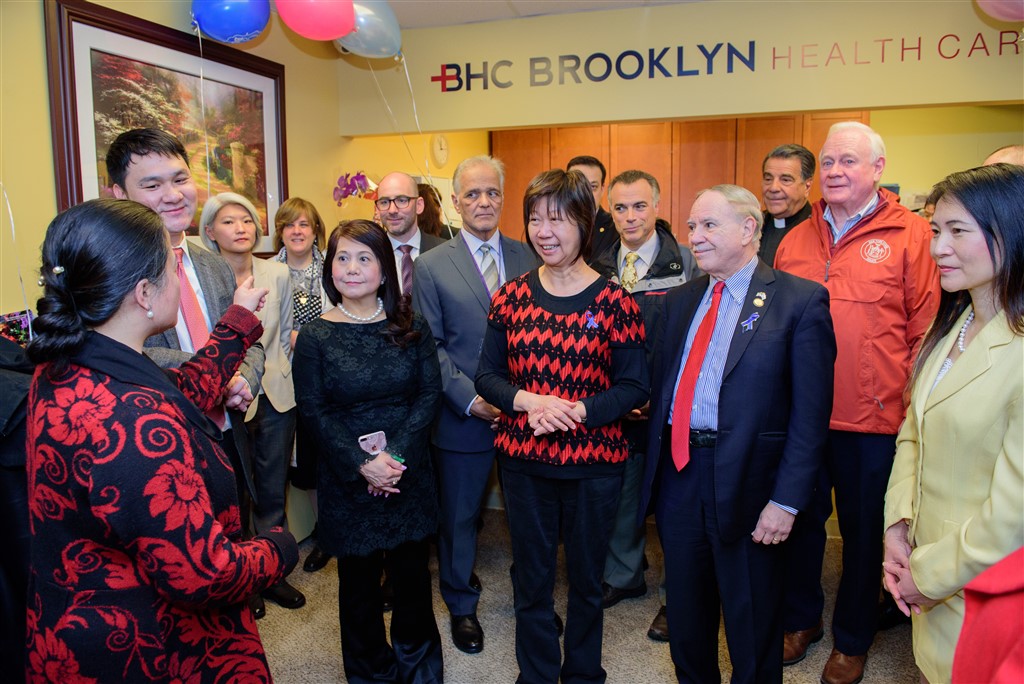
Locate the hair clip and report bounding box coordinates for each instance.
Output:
[52,265,65,275]
[37,276,45,286]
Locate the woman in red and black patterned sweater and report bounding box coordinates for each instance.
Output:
[24,200,298,683]
[476,169,648,684]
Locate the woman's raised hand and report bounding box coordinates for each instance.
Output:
[233,275,270,313]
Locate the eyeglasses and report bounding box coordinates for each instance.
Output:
[375,196,414,211]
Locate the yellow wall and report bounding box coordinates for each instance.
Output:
[0,1,486,314]
[872,104,1024,204]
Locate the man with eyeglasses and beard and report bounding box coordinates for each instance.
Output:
[376,172,450,295]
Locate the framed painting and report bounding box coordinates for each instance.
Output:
[45,0,287,252]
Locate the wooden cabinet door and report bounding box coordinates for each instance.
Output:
[736,116,804,208]
[672,119,737,244]
[610,122,674,231]
[550,125,610,172]
[491,128,550,240]
[801,111,871,204]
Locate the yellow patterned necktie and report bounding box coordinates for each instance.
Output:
[620,251,640,292]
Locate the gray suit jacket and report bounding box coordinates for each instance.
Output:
[143,242,265,499]
[412,232,538,453]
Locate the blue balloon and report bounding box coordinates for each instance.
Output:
[192,0,271,44]
[333,0,401,59]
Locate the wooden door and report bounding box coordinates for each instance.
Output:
[550,125,611,172]
[610,122,674,232]
[491,128,550,240]
[735,115,804,207]
[671,119,737,244]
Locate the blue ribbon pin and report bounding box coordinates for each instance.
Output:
[584,310,599,329]
[740,312,760,332]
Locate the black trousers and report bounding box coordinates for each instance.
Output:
[502,466,623,684]
[337,538,443,684]
[0,464,29,680]
[782,430,897,655]
[656,444,784,684]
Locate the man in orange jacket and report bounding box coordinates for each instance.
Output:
[774,122,940,684]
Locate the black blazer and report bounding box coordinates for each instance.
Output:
[639,260,836,542]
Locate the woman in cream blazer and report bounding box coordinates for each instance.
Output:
[883,164,1024,683]
[201,193,303,611]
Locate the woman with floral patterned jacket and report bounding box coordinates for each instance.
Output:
[24,199,298,683]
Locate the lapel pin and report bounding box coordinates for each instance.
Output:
[584,310,599,329]
[753,291,767,308]
[741,312,760,332]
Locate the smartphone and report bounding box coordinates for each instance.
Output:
[358,431,387,455]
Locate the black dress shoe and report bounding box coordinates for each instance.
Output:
[601,581,647,609]
[647,606,669,642]
[451,614,484,654]
[877,595,911,630]
[381,575,395,612]
[469,572,482,593]
[554,612,564,637]
[262,580,306,609]
[248,593,266,620]
[303,545,331,573]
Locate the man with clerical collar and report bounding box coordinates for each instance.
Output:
[567,155,619,263]
[759,143,814,267]
[376,171,447,295]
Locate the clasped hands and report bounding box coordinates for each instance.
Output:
[360,451,407,498]
[882,521,938,617]
[516,392,586,436]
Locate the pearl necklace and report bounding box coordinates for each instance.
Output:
[957,310,975,353]
[339,297,383,322]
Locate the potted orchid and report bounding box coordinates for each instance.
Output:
[333,171,378,207]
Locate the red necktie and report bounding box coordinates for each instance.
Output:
[175,248,225,426]
[670,281,725,471]
[399,244,414,294]
[174,248,210,349]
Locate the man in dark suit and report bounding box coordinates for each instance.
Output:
[105,129,298,618]
[566,155,618,263]
[413,155,538,654]
[377,172,448,295]
[638,184,835,683]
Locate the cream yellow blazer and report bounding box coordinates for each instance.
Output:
[885,308,1023,683]
[245,257,296,418]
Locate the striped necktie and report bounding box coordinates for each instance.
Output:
[479,244,499,295]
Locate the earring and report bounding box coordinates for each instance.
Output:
[146,307,154,319]
[381,278,386,284]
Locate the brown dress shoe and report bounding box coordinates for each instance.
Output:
[783,620,824,665]
[821,648,866,684]
[647,606,669,642]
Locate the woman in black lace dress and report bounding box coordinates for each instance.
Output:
[293,219,443,683]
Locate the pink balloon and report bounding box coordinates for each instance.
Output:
[276,0,356,41]
[977,0,1024,23]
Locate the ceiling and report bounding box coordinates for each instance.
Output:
[388,0,693,30]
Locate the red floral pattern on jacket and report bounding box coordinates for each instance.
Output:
[26,306,289,683]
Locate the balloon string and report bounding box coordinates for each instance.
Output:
[368,55,454,237]
[0,181,34,340]
[367,58,428,180]
[191,16,213,206]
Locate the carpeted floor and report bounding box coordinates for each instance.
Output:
[259,509,916,683]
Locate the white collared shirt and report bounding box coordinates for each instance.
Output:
[389,229,423,294]
[617,232,660,283]
[461,229,506,285]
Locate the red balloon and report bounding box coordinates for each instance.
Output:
[977,0,1024,23]
[276,0,356,41]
